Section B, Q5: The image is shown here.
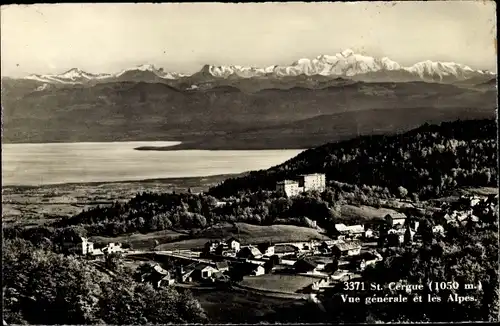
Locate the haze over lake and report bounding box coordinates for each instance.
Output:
[2,141,303,186]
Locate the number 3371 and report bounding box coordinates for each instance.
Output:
[343,282,365,291]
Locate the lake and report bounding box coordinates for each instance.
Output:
[1,141,304,186]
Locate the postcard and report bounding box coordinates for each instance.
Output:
[1,2,498,324]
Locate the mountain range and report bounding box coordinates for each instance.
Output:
[1,49,497,149]
[6,49,496,88]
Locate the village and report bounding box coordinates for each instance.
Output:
[73,173,499,300]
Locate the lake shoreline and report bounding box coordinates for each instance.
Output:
[2,173,241,190]
[2,173,240,227]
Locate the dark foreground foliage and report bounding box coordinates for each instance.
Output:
[2,239,208,325]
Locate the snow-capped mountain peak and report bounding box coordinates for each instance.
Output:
[194,50,495,82]
[115,64,185,80]
[340,48,355,57]
[24,68,112,84]
[20,49,496,85]
[60,68,86,78]
[116,64,160,77]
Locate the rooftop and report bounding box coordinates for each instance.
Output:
[299,173,326,177]
[277,180,299,185]
[334,241,362,251]
[386,212,407,220]
[193,263,213,271]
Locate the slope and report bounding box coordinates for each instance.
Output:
[208,119,498,200]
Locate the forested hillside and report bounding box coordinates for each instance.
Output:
[209,119,498,200]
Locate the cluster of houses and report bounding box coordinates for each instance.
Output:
[276,173,326,197]
[75,178,497,294]
[176,233,384,285]
[328,211,419,248]
[79,237,125,256]
[433,193,498,233]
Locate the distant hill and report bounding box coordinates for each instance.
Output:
[158,106,494,150]
[2,79,496,146]
[208,119,498,200]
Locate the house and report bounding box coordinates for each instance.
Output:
[226,237,241,253]
[486,194,499,205]
[386,232,404,246]
[299,240,316,251]
[297,173,326,192]
[237,245,262,260]
[469,215,480,223]
[385,213,407,228]
[432,225,445,236]
[319,241,331,253]
[332,241,362,258]
[176,263,197,283]
[203,240,221,256]
[211,271,231,284]
[468,196,482,207]
[274,244,299,257]
[334,223,349,234]
[334,224,364,239]
[409,220,420,232]
[191,263,219,281]
[364,229,375,239]
[346,225,365,238]
[232,262,266,278]
[404,227,416,245]
[148,264,174,288]
[137,263,174,288]
[294,258,319,273]
[276,180,303,197]
[79,237,95,255]
[350,252,381,272]
[215,261,230,273]
[264,255,281,272]
[257,243,275,256]
[215,243,231,256]
[251,264,266,276]
[215,201,227,208]
[331,270,349,281]
[319,240,339,253]
[102,242,123,254]
[311,278,331,291]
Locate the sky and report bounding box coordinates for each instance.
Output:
[1,2,497,77]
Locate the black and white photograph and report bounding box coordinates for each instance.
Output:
[1,1,498,324]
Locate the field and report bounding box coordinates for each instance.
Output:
[90,229,188,250]
[240,274,318,293]
[188,287,310,323]
[460,187,499,196]
[1,174,235,227]
[340,204,402,221]
[156,222,331,250]
[429,187,498,205]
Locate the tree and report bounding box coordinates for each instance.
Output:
[324,259,339,274]
[3,239,103,325]
[3,239,208,325]
[105,252,124,273]
[398,186,408,199]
